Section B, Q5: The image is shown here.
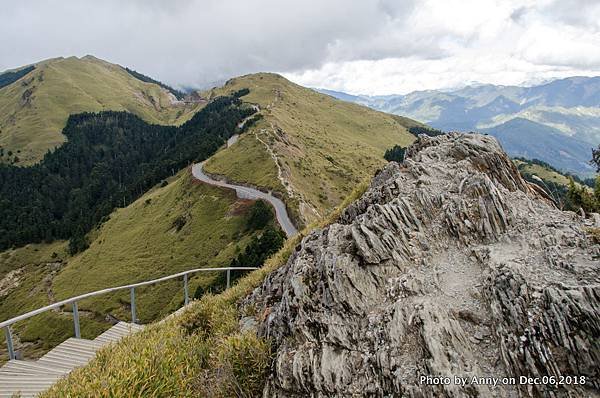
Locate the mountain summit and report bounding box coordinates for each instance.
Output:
[0,56,202,164]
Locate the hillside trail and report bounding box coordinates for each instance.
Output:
[193,104,298,237]
[191,162,297,238]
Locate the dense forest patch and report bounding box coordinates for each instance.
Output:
[384,145,406,162]
[125,67,186,99]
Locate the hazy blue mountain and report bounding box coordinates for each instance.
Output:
[318,88,362,103]
[480,118,596,175]
[318,76,600,176]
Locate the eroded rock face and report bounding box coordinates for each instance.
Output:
[244,133,600,397]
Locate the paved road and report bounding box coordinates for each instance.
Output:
[191,162,298,237]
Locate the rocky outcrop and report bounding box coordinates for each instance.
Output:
[244,133,600,397]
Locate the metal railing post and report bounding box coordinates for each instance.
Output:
[72,302,81,338]
[4,326,15,360]
[0,267,260,347]
[183,273,189,306]
[130,287,137,324]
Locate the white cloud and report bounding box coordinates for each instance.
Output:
[1,0,599,94]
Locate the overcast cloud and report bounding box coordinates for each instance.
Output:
[1,0,599,95]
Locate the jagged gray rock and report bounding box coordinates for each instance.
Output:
[243,133,600,397]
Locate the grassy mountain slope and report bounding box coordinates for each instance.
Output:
[1,71,418,367]
[514,158,594,191]
[41,176,370,398]
[515,160,573,186]
[1,169,258,363]
[0,56,203,164]
[51,170,255,320]
[514,157,597,213]
[203,73,418,226]
[515,160,569,187]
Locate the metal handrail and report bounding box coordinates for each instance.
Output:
[1,266,258,360]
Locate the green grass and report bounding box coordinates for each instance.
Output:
[51,170,253,317]
[514,159,591,191]
[204,122,283,193]
[41,175,371,398]
[0,254,109,363]
[203,73,418,227]
[515,160,570,185]
[0,169,259,364]
[0,56,203,164]
[0,240,68,278]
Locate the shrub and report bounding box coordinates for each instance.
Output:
[247,200,273,230]
[408,125,444,137]
[566,177,600,213]
[68,230,89,255]
[207,332,272,397]
[384,145,406,162]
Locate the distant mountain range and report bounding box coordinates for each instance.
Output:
[319,76,600,176]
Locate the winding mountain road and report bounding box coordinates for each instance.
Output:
[191,162,298,238]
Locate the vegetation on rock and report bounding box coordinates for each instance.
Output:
[408,125,444,137]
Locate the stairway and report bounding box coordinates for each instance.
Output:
[0,322,143,397]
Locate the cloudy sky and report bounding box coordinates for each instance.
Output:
[2,0,599,95]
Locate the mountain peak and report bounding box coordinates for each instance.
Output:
[0,56,202,165]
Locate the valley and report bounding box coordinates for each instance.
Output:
[2,2,599,396]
